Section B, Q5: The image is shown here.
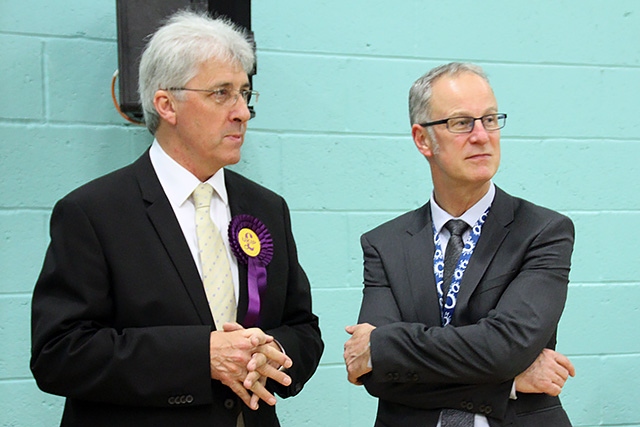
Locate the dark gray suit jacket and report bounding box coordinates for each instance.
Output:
[358,186,574,427]
[31,151,323,427]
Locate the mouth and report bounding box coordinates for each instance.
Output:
[467,153,491,160]
[225,133,245,143]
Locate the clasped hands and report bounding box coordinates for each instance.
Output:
[210,322,292,410]
[344,323,576,396]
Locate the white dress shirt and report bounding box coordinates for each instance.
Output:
[149,140,240,304]
[430,183,496,427]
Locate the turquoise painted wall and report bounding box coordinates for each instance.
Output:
[1,1,639,426]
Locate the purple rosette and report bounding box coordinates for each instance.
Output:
[228,214,273,327]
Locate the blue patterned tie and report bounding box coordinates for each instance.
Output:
[440,219,474,426]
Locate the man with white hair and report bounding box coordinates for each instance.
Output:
[31,10,323,427]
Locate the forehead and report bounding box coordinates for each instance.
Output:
[191,56,250,87]
[430,72,497,116]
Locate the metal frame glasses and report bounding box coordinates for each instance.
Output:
[166,87,259,108]
[419,113,507,134]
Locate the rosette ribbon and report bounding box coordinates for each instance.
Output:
[228,214,273,327]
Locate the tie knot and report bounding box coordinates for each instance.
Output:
[192,183,214,209]
[444,219,468,237]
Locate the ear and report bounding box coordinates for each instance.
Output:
[153,90,178,126]
[412,124,434,158]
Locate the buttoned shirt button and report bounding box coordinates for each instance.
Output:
[224,398,235,410]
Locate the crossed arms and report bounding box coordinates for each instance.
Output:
[344,209,576,415]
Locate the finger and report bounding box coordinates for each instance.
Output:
[245,328,273,347]
[243,369,262,390]
[247,378,277,407]
[552,352,576,377]
[249,392,260,410]
[256,343,293,370]
[223,322,244,332]
[554,353,576,379]
[227,380,254,408]
[256,362,292,387]
[546,381,562,397]
[247,352,268,372]
[345,325,356,334]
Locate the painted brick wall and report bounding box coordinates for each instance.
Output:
[1,1,638,426]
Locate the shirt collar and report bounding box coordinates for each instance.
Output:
[430,182,495,234]
[149,139,228,209]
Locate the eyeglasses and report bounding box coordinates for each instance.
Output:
[166,87,259,108]
[419,113,507,134]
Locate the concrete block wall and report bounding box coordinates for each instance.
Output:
[1,1,638,426]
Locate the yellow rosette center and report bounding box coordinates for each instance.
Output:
[238,228,261,257]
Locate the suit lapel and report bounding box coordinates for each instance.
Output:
[224,170,250,324]
[403,203,443,327]
[456,187,515,307]
[134,152,214,325]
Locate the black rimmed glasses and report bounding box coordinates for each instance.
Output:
[166,87,259,108]
[419,113,507,134]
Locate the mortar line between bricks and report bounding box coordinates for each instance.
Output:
[258,48,640,71]
[0,292,32,298]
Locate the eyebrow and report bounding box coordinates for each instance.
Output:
[208,81,251,90]
[447,107,498,117]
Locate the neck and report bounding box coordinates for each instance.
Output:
[433,181,491,217]
[155,130,220,182]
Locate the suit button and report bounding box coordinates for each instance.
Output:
[386,372,394,381]
[484,406,492,415]
[179,395,187,404]
[224,398,235,410]
[168,396,176,405]
[186,395,194,404]
[461,400,474,411]
[412,373,419,382]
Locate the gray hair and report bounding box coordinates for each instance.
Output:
[138,10,255,134]
[408,62,490,126]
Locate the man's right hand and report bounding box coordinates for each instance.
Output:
[209,323,292,410]
[515,348,576,396]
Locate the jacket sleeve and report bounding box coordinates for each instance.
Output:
[30,197,215,407]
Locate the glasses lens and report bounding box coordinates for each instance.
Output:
[244,90,258,107]
[481,114,502,130]
[486,114,507,130]
[447,117,474,133]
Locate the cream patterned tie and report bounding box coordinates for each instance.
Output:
[192,183,236,329]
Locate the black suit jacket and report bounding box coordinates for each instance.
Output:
[357,187,574,427]
[30,151,323,427]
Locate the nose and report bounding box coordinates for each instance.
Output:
[230,95,252,123]
[469,119,491,143]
